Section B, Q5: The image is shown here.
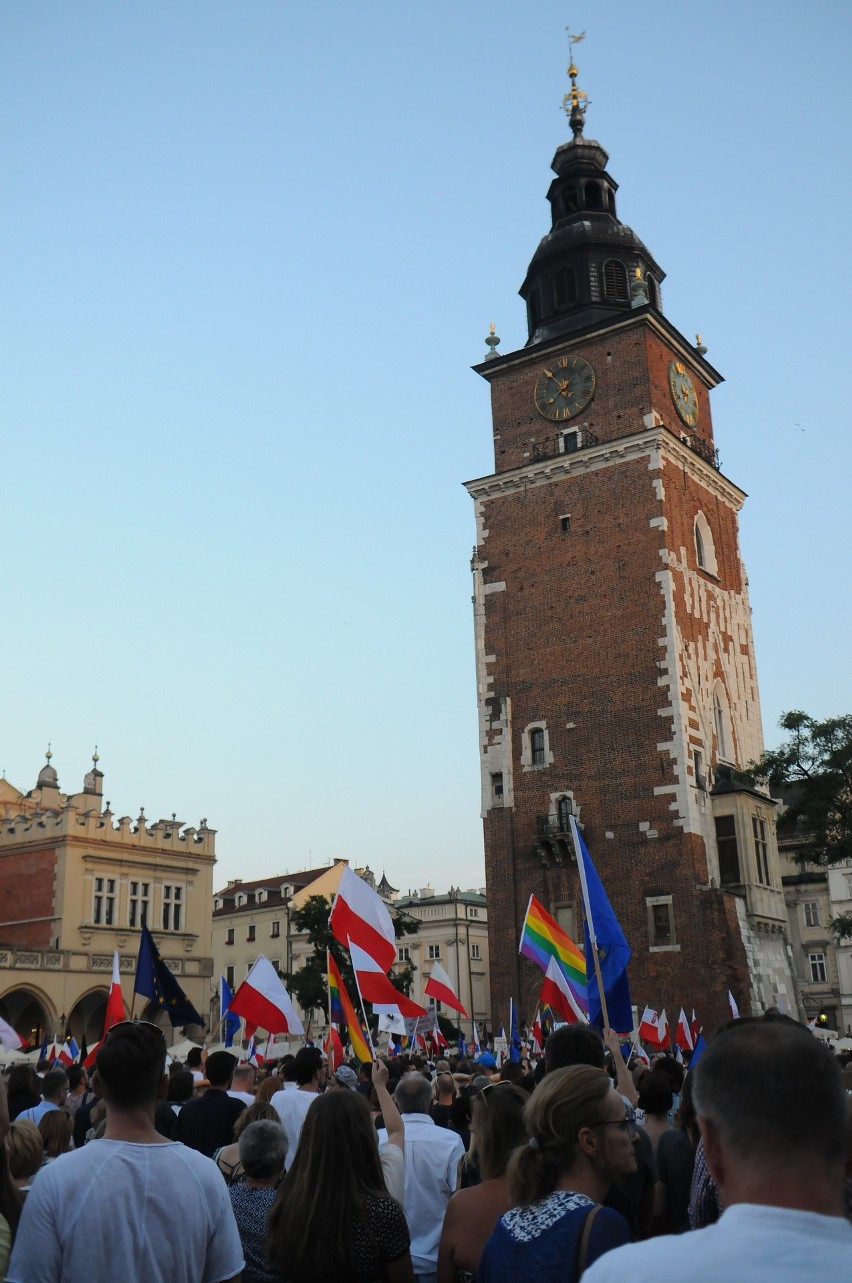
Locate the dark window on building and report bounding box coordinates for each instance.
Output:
[247,924,256,942]
[695,524,706,568]
[226,928,235,946]
[559,430,580,454]
[554,267,577,309]
[471,943,481,960]
[603,259,629,302]
[693,749,706,790]
[491,772,504,804]
[271,920,280,938]
[647,897,675,947]
[753,816,771,885]
[560,515,572,533]
[809,951,827,983]
[226,965,235,989]
[715,815,741,884]
[561,186,577,215]
[528,288,540,331]
[585,182,603,210]
[803,901,820,928]
[530,728,546,767]
[557,796,572,832]
[648,276,661,309]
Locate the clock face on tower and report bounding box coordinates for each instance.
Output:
[668,360,699,428]
[534,354,596,422]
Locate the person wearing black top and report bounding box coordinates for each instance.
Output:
[173,1051,246,1157]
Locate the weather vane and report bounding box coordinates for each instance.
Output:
[562,27,590,138]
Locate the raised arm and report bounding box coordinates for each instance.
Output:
[603,1027,638,1107]
[372,1058,404,1152]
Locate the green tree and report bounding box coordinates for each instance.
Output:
[282,893,420,1021]
[751,710,852,937]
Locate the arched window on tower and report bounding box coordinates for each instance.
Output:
[530,728,545,767]
[648,276,661,310]
[553,268,577,309]
[561,186,578,215]
[603,259,629,302]
[585,182,604,210]
[694,511,718,576]
[556,796,573,832]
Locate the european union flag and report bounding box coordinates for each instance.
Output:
[135,922,204,1027]
[220,976,241,1048]
[509,998,522,1063]
[690,1031,708,1067]
[570,816,633,1032]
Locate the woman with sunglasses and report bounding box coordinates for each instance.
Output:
[478,1065,637,1283]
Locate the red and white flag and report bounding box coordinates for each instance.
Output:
[330,866,397,973]
[431,1026,449,1052]
[473,1022,481,1055]
[230,956,305,1036]
[0,1014,23,1051]
[530,1007,543,1052]
[675,1007,694,1052]
[348,941,427,1017]
[632,1039,651,1068]
[424,961,468,1018]
[539,956,587,1025]
[657,1008,670,1049]
[728,990,739,1019]
[691,1009,700,1044]
[104,951,126,1034]
[638,1006,663,1047]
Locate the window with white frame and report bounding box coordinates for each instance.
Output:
[427,944,441,960]
[162,884,183,931]
[256,889,267,903]
[128,880,150,928]
[471,943,481,960]
[803,901,820,928]
[93,877,116,926]
[530,728,546,767]
[647,895,676,948]
[468,907,479,918]
[809,951,827,983]
[398,946,411,963]
[428,995,443,1013]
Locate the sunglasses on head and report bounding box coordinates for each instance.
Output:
[106,1020,167,1045]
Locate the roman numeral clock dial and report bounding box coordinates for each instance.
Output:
[534,354,596,422]
[668,359,700,428]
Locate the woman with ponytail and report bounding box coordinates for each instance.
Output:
[478,1065,637,1282]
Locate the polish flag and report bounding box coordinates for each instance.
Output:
[473,1022,481,1054]
[675,1007,694,1052]
[432,1025,449,1050]
[638,1006,666,1049]
[83,1041,101,1070]
[324,1026,345,1070]
[728,990,739,1019]
[691,1010,700,1044]
[632,1039,651,1068]
[0,1014,24,1051]
[104,951,126,1035]
[539,956,587,1025]
[230,956,305,1035]
[657,1009,670,1049]
[424,961,468,1018]
[530,1008,543,1052]
[348,941,427,1017]
[330,866,397,973]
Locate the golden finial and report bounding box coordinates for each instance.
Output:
[92,745,100,766]
[45,743,53,763]
[562,28,589,138]
[484,323,501,360]
[634,265,643,280]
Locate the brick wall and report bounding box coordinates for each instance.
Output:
[0,847,58,947]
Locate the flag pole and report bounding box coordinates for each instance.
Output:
[346,939,376,1061]
[570,815,610,1030]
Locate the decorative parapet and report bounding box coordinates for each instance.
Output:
[0,948,207,976]
[0,807,216,859]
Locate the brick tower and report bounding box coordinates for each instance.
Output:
[466,49,798,1032]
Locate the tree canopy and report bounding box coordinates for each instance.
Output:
[752,710,852,939]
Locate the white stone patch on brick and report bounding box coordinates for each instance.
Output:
[652,477,665,501]
[654,566,705,840]
[649,516,667,530]
[483,581,506,595]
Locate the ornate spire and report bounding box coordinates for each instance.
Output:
[484,322,501,360]
[561,28,589,139]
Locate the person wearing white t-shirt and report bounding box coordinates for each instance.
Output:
[584,1018,852,1283]
[270,1045,326,1169]
[7,1021,244,1283]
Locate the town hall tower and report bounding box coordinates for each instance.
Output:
[466,49,797,1030]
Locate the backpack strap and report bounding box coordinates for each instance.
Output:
[575,1204,602,1279]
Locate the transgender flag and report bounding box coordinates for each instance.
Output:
[519,894,588,1016]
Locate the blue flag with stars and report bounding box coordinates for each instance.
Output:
[570,816,633,1032]
[135,922,204,1027]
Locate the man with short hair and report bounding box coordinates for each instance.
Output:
[173,1049,246,1157]
[8,1021,244,1283]
[379,1072,465,1283]
[584,1019,852,1282]
[270,1045,325,1168]
[18,1069,68,1125]
[430,1072,456,1127]
[227,1061,256,1107]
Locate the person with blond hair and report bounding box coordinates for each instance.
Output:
[4,1123,42,1195]
[478,1065,637,1282]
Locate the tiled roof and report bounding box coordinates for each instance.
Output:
[212,867,328,914]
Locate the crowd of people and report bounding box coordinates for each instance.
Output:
[0,1011,850,1282]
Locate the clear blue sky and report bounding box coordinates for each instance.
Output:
[2,3,849,896]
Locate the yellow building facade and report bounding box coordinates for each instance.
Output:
[0,753,215,1046]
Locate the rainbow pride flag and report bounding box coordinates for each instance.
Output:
[328,951,372,1063]
[519,894,588,1014]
